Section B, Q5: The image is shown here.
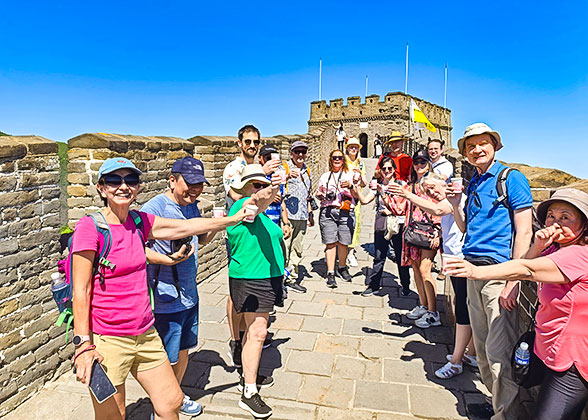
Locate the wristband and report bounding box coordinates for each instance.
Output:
[73,344,96,364]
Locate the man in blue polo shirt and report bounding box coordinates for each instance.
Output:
[142,157,219,417]
[449,123,533,420]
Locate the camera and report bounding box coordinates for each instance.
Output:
[308,196,319,211]
[326,191,336,201]
[170,236,193,256]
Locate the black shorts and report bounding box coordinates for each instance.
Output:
[229,276,284,313]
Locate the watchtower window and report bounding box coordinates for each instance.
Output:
[360,111,363,115]
[351,101,355,105]
[325,114,328,118]
[317,105,320,108]
[342,112,345,117]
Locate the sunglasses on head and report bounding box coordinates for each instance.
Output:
[243,139,261,146]
[292,149,307,155]
[332,156,344,161]
[101,173,141,187]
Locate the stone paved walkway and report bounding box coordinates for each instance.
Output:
[6,159,490,420]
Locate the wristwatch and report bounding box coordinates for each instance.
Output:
[72,335,91,347]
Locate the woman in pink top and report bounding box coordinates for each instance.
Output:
[72,157,246,420]
[446,188,588,420]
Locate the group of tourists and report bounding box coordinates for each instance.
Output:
[67,121,588,420]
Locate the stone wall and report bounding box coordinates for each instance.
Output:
[0,136,64,415]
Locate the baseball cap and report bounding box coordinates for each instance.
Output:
[290,140,308,151]
[98,157,142,179]
[171,157,209,185]
[259,145,279,157]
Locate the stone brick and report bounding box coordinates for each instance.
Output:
[0,161,15,173]
[0,176,17,191]
[0,298,19,317]
[67,149,90,160]
[286,350,334,376]
[91,150,115,160]
[314,335,359,356]
[0,190,38,207]
[7,353,35,375]
[0,248,41,269]
[66,161,86,172]
[2,331,48,364]
[0,139,27,159]
[34,337,66,361]
[41,214,60,228]
[354,381,409,413]
[0,238,18,255]
[40,187,60,200]
[0,270,18,286]
[0,330,21,349]
[67,173,89,184]
[20,173,59,188]
[298,375,354,408]
[66,185,87,197]
[1,208,17,223]
[0,282,19,301]
[19,286,52,307]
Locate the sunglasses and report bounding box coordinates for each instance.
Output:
[381,167,394,172]
[251,182,266,189]
[101,173,141,187]
[413,160,428,166]
[332,156,344,161]
[292,149,307,155]
[243,139,261,146]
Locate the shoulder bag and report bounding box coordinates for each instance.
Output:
[402,185,439,250]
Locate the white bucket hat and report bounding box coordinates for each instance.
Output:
[230,164,270,190]
[457,123,503,156]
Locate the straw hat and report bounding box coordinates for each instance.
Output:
[344,137,362,149]
[536,188,588,226]
[384,131,408,143]
[457,123,503,156]
[230,164,270,190]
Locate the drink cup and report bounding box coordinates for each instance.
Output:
[451,177,463,193]
[369,179,378,190]
[244,205,258,223]
[276,169,287,184]
[271,153,280,161]
[442,254,460,275]
[212,207,225,218]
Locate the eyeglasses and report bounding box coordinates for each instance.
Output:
[332,156,344,161]
[101,174,141,187]
[381,167,394,172]
[251,182,266,189]
[292,149,307,155]
[243,139,261,146]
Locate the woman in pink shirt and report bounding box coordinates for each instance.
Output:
[446,188,588,420]
[71,157,246,420]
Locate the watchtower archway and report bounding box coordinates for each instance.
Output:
[359,133,368,158]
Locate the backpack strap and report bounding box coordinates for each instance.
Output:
[129,209,146,244]
[492,167,514,209]
[88,212,114,284]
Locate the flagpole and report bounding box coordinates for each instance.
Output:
[365,75,368,98]
[404,43,409,94]
[444,63,447,109]
[319,58,322,100]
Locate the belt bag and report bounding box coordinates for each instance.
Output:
[403,200,438,250]
[340,199,352,212]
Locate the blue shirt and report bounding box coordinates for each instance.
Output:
[462,161,533,263]
[264,174,283,225]
[141,194,200,314]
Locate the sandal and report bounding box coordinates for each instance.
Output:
[435,361,463,379]
[446,353,478,368]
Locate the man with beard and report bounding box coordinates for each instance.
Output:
[223,125,280,370]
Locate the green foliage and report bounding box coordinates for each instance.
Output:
[0,131,8,136]
[56,142,69,224]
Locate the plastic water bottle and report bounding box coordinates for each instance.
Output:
[50,272,69,313]
[514,342,530,366]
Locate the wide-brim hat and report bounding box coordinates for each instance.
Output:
[230,164,270,190]
[457,123,503,156]
[98,157,142,179]
[536,188,588,226]
[384,131,408,143]
[344,137,362,150]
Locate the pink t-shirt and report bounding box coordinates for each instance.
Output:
[534,244,588,380]
[70,211,155,336]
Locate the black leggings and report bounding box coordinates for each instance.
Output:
[534,364,588,420]
[450,276,470,325]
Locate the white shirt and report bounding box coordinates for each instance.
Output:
[440,196,465,257]
[432,156,454,181]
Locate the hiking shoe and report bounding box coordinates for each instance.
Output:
[415,311,442,328]
[406,305,428,320]
[336,266,352,282]
[180,394,203,416]
[346,251,358,267]
[227,340,242,368]
[286,282,307,293]
[239,393,272,418]
[237,375,275,392]
[361,287,377,297]
[326,273,337,288]
[435,362,463,379]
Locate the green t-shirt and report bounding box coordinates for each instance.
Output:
[227,198,285,279]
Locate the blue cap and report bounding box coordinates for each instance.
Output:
[98,157,142,179]
[171,157,209,184]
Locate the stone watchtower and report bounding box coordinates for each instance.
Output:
[308,92,452,158]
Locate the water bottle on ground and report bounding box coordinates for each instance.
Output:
[514,342,530,366]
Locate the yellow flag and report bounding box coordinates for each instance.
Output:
[410,99,436,132]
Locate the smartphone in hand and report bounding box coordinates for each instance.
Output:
[89,360,117,404]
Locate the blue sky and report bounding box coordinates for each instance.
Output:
[1,1,587,176]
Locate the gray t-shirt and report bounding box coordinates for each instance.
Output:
[283,160,312,221]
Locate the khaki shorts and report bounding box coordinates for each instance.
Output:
[92,326,168,386]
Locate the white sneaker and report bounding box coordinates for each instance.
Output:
[415,311,441,328]
[347,251,358,267]
[435,361,463,379]
[446,353,478,368]
[406,305,428,320]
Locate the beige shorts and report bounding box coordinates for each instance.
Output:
[92,326,168,386]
